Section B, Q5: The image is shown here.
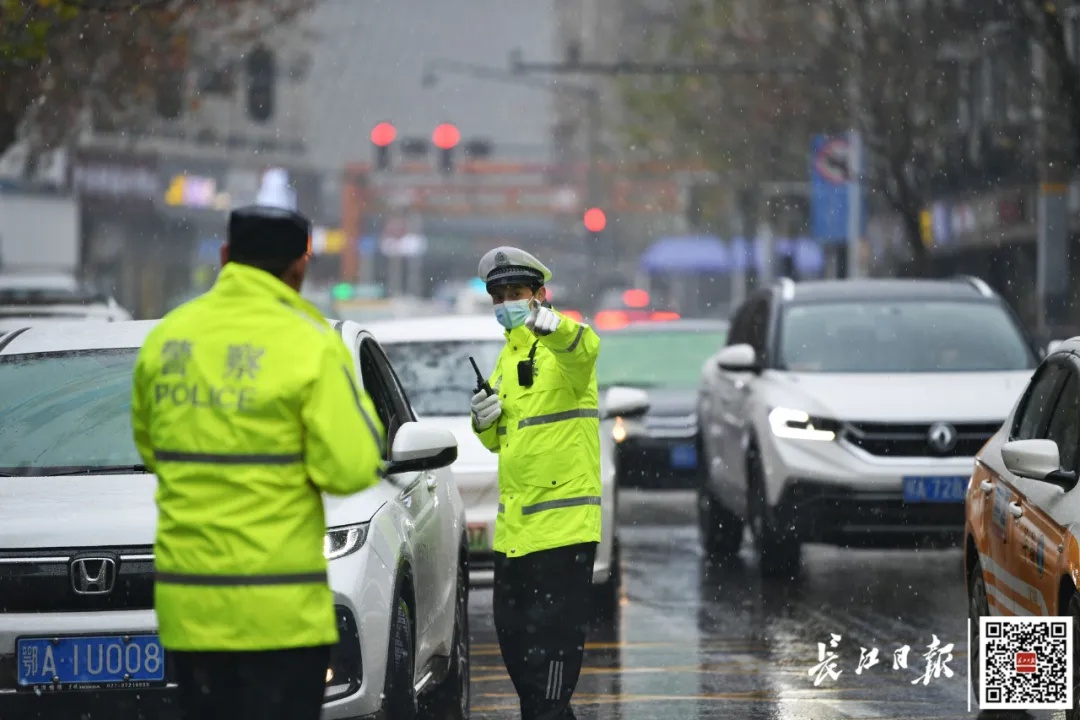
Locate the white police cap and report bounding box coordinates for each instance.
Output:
[478,246,553,288]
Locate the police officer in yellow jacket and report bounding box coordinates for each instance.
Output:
[471,246,601,720]
[130,204,385,720]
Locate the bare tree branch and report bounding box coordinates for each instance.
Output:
[0,0,314,159]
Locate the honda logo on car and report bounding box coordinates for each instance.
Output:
[70,556,117,595]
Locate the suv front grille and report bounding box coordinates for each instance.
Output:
[0,546,154,613]
[843,421,1001,458]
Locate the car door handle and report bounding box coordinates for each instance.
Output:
[1008,502,1023,519]
[980,480,993,495]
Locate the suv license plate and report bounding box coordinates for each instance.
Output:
[670,444,698,469]
[17,635,165,688]
[902,476,968,503]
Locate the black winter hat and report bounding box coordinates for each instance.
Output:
[228,205,311,260]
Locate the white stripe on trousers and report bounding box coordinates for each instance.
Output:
[545,660,564,700]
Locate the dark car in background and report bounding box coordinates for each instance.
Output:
[596,319,729,488]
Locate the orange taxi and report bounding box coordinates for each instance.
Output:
[965,344,1080,702]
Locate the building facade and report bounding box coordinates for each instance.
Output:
[70,9,326,318]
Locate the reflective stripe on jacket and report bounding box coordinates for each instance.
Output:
[131,262,385,652]
[473,315,601,557]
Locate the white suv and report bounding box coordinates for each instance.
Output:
[697,277,1039,577]
[0,320,469,720]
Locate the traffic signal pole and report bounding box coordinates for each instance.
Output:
[508,50,812,276]
[422,59,603,234]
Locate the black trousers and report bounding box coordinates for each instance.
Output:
[170,645,331,720]
[494,542,597,720]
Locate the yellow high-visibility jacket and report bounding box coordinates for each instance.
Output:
[474,314,601,557]
[131,262,384,652]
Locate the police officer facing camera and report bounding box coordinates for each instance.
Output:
[131,203,385,720]
[471,246,602,720]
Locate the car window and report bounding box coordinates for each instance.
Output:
[371,341,417,427]
[359,338,417,451]
[745,296,771,359]
[358,340,396,460]
[1012,364,1063,441]
[0,286,109,306]
[727,302,751,346]
[1046,373,1080,471]
[382,339,503,417]
[776,300,1036,373]
[0,349,142,472]
[596,329,728,389]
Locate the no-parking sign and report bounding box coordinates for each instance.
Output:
[814,137,851,185]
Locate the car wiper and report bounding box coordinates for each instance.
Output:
[45,465,150,476]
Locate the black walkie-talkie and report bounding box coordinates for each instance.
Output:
[469,357,493,397]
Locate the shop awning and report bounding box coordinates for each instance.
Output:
[639,236,729,273]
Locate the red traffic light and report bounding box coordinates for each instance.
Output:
[371,122,396,147]
[583,207,607,233]
[432,123,461,150]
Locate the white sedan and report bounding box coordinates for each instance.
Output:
[368,314,649,622]
[0,272,132,332]
[0,319,470,720]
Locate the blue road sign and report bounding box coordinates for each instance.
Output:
[810,133,866,244]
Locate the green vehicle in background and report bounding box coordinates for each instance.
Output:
[596,319,729,489]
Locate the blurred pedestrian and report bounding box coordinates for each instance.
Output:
[471,246,602,720]
[130,202,385,720]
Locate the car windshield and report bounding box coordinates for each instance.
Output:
[0,286,108,306]
[597,328,728,389]
[383,339,504,417]
[0,349,142,474]
[777,300,1036,372]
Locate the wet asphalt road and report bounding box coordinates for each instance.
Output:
[466,489,1058,720]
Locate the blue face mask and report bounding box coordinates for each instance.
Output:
[494,299,531,330]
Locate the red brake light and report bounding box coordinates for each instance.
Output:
[594,310,629,330]
[650,311,680,322]
[623,289,650,308]
[562,309,583,322]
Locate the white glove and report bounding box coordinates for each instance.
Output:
[526,300,561,336]
[471,389,502,430]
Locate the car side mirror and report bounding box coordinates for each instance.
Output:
[602,386,650,421]
[1001,438,1078,491]
[716,343,759,373]
[385,421,458,475]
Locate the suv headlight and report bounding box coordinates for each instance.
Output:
[768,407,840,441]
[324,524,369,561]
[612,416,645,443]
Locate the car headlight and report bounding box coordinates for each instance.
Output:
[612,416,644,443]
[768,407,840,442]
[324,524,369,561]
